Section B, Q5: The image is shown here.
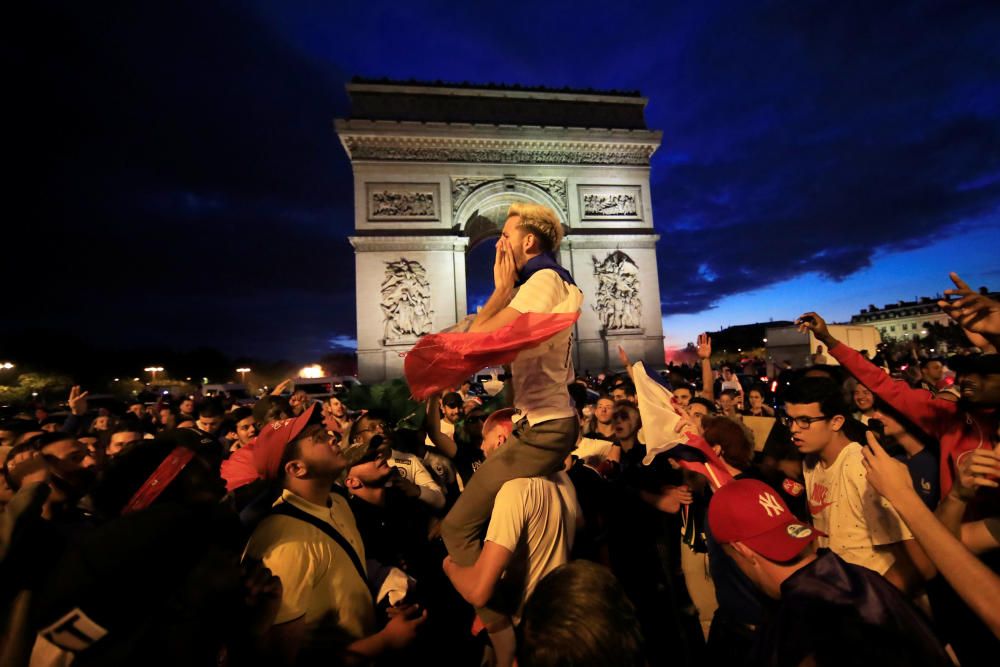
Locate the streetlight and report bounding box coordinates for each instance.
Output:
[144,366,164,382]
[236,367,251,383]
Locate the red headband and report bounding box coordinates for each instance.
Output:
[121,446,196,515]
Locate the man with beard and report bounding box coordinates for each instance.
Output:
[236,408,426,664]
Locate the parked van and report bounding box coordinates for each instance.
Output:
[203,383,255,405]
[292,376,361,400]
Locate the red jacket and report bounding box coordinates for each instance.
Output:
[830,342,997,497]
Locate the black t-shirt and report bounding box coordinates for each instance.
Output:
[348,489,432,578]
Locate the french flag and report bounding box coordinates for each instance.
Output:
[632,360,734,490]
[404,258,582,400]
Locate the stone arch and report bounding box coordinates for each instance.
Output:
[454,179,569,247]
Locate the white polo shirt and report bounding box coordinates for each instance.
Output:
[507,269,583,426]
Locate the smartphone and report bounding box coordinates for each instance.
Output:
[867,418,885,443]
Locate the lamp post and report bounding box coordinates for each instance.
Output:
[144,366,164,383]
[236,367,251,383]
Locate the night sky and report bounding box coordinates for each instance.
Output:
[6,1,1000,365]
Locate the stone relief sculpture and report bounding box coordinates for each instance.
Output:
[525,178,569,211]
[381,258,433,341]
[451,176,569,216]
[371,190,436,218]
[451,177,492,215]
[583,192,638,217]
[593,251,642,330]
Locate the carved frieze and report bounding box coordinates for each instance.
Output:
[593,250,642,331]
[450,177,493,216]
[450,176,569,216]
[578,185,642,220]
[345,136,655,166]
[380,258,434,342]
[524,178,569,211]
[367,183,440,221]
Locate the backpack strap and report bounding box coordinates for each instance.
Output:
[271,502,367,584]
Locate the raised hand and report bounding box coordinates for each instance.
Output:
[68,385,89,416]
[861,430,917,506]
[270,379,293,396]
[796,312,835,346]
[618,345,631,368]
[493,237,517,293]
[952,445,1000,501]
[963,328,997,354]
[696,333,712,360]
[939,272,1000,339]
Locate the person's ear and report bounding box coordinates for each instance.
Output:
[731,541,757,565]
[285,460,307,480]
[829,414,845,432]
[344,474,361,490]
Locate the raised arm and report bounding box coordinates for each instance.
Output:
[796,312,952,436]
[697,333,714,401]
[863,435,1000,638]
[425,395,458,459]
[938,272,1000,348]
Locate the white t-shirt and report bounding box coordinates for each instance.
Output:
[507,269,583,425]
[425,418,455,447]
[804,442,913,574]
[485,471,580,623]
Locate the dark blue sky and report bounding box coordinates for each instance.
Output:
[6,0,999,362]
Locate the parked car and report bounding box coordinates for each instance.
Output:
[473,367,507,397]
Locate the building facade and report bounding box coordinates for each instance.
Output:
[336,79,667,383]
[852,297,958,340]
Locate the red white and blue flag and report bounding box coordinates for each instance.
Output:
[632,360,734,491]
[404,255,581,400]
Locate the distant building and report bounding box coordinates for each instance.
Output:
[708,320,795,354]
[850,288,999,340]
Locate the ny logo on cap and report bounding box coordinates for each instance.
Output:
[758,492,784,518]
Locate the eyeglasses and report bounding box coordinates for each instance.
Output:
[612,411,634,421]
[780,414,830,430]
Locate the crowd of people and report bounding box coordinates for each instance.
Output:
[1,199,999,666]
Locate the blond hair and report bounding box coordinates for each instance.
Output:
[507,202,563,253]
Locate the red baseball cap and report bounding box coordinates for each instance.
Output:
[708,479,821,562]
[221,404,317,491]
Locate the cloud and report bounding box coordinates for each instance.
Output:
[649,2,1000,315]
[7,0,1000,362]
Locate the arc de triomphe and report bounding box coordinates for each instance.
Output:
[336,79,666,383]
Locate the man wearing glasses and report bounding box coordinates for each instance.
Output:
[348,414,446,511]
[783,377,926,593]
